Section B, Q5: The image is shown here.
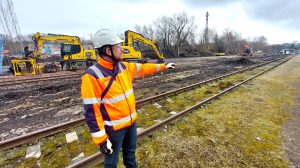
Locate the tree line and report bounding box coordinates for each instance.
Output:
[133,12,271,57]
[2,12,296,58]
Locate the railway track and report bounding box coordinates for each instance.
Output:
[0,56,292,167]
[0,73,83,87]
[0,55,276,87]
[69,56,292,168]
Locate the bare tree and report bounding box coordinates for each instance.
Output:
[88,33,93,41]
[169,12,196,56]
[199,27,216,53]
[213,33,225,53]
[251,36,268,52]
[141,25,154,39]
[131,12,272,57]
[221,29,242,54]
[187,32,196,47]
[154,16,173,50]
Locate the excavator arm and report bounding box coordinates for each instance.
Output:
[32,32,96,71]
[122,30,165,62]
[11,32,96,75]
[32,32,81,58]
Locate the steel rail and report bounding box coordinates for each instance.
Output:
[0,118,84,151]
[0,73,83,86]
[0,57,282,86]
[0,57,288,152]
[67,56,292,168]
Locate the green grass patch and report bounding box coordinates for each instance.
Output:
[135,58,300,167]
[76,126,98,157]
[0,146,26,167]
[39,133,71,167]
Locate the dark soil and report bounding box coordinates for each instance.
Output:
[0,54,284,141]
[225,57,255,65]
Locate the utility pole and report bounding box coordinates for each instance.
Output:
[0,34,5,74]
[204,11,209,52]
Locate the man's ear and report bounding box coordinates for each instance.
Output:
[105,47,111,56]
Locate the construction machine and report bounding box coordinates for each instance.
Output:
[242,44,253,56]
[32,32,96,71]
[11,32,96,75]
[122,30,165,63]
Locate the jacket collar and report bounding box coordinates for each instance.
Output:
[98,57,115,70]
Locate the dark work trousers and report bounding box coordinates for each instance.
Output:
[104,122,137,168]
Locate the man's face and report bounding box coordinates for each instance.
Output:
[110,43,124,61]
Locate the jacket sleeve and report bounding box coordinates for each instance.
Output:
[126,62,166,79]
[81,74,108,145]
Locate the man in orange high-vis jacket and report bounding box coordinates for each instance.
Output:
[81,29,176,168]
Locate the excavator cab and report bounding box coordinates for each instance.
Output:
[61,43,96,70]
[61,43,81,59]
[60,43,81,70]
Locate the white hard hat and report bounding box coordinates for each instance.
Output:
[92,29,123,49]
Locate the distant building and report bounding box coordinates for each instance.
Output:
[281,43,299,54]
[279,49,295,55]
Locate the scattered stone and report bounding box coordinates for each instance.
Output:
[137,108,145,114]
[73,110,82,115]
[37,160,41,167]
[163,125,168,133]
[169,111,177,115]
[166,98,173,103]
[137,127,144,134]
[55,105,82,117]
[66,131,78,143]
[1,132,9,137]
[255,137,262,141]
[21,115,27,119]
[71,152,85,164]
[153,103,162,108]
[54,97,69,102]
[26,143,41,158]
[70,98,75,103]
[0,117,9,124]
[15,127,28,135]
[154,119,162,123]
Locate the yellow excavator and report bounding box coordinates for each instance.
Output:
[121,30,165,63]
[11,32,96,75]
[32,32,96,71]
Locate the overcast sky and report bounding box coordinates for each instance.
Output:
[9,0,300,44]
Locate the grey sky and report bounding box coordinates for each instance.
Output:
[245,1,300,30]
[8,0,300,44]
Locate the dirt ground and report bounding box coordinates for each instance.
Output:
[0,55,284,141]
[1,54,299,167]
[282,56,300,168]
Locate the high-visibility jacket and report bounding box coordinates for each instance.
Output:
[81,57,166,145]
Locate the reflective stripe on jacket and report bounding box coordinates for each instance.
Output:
[81,57,166,145]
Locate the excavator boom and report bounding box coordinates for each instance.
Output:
[32,32,81,57]
[32,32,96,71]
